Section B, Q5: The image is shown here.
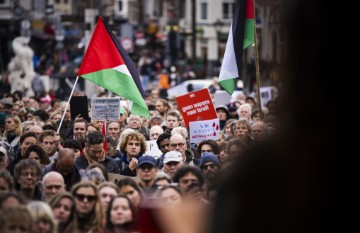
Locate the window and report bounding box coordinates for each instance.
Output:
[118,0,123,11]
[200,3,207,20]
[223,2,235,19]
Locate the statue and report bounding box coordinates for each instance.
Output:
[7,36,35,97]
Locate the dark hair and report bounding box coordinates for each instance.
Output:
[38,129,55,142]
[0,191,26,208]
[13,159,42,189]
[116,177,144,199]
[19,131,38,144]
[86,131,104,146]
[156,133,171,149]
[63,139,82,151]
[172,165,204,188]
[23,144,50,165]
[0,205,34,232]
[33,109,50,122]
[86,163,109,181]
[197,139,220,155]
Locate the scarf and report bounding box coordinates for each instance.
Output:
[84,149,106,165]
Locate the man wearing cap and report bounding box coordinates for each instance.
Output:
[227,102,239,119]
[216,105,230,130]
[162,150,183,178]
[199,152,221,182]
[0,146,9,172]
[137,156,158,196]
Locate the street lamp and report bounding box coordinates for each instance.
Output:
[213,19,224,75]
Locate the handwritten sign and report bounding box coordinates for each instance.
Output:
[176,88,217,127]
[145,140,162,159]
[91,97,120,121]
[189,118,220,143]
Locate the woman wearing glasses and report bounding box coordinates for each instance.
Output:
[71,181,104,233]
[13,158,42,201]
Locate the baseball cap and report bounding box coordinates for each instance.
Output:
[138,156,157,167]
[163,151,183,164]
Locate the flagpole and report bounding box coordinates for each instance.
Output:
[57,76,80,134]
[252,0,263,117]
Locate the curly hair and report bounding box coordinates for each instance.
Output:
[119,132,147,154]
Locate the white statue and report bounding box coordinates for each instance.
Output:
[7,36,35,97]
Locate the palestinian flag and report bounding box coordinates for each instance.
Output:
[219,0,255,95]
[78,16,150,118]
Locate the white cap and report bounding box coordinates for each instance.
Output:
[164,151,182,164]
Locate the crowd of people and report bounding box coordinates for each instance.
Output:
[1,0,359,231]
[0,79,276,233]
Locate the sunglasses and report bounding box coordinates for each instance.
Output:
[75,194,96,202]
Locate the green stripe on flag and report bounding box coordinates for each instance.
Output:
[219,77,237,94]
[82,68,150,118]
[244,19,255,48]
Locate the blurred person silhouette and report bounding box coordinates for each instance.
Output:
[208,1,360,233]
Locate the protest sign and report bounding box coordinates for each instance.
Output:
[189,118,220,143]
[145,140,162,159]
[91,97,120,121]
[214,90,231,107]
[176,88,217,127]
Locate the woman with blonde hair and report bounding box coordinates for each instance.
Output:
[27,201,58,233]
[48,192,78,233]
[1,114,22,151]
[71,181,104,233]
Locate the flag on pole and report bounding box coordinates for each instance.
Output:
[78,16,150,118]
[101,119,107,153]
[219,0,255,95]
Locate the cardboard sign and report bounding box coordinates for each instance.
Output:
[108,173,140,183]
[259,87,272,107]
[189,118,221,143]
[176,88,217,127]
[91,97,120,121]
[145,140,162,159]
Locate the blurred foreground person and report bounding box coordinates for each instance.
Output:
[209,0,360,233]
[0,205,35,233]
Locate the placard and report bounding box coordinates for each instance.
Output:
[91,97,120,121]
[145,140,162,159]
[70,96,90,122]
[176,88,217,127]
[189,118,221,143]
[214,90,231,107]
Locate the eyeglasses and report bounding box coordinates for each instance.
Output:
[170,143,185,148]
[160,143,170,149]
[20,172,39,177]
[201,164,217,170]
[75,194,96,202]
